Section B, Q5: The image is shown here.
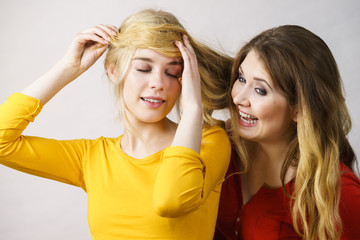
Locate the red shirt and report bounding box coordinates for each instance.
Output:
[214,151,360,240]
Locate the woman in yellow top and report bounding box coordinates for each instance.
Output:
[0,9,231,239]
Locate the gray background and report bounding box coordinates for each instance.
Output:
[0,0,359,239]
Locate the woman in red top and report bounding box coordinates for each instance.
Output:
[214,25,360,240]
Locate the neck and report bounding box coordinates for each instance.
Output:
[252,140,289,164]
[246,138,296,186]
[121,117,177,159]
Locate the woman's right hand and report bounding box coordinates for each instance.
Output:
[60,24,118,75]
[20,24,118,105]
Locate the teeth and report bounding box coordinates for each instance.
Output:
[239,111,258,124]
[240,116,258,124]
[239,111,256,119]
[142,97,164,103]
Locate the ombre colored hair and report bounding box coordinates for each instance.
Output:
[229,25,357,240]
[104,9,232,134]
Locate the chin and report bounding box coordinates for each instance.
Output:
[141,116,168,123]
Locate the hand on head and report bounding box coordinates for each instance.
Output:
[175,35,202,111]
[61,24,118,74]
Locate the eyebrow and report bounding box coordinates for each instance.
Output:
[239,66,272,90]
[132,57,182,65]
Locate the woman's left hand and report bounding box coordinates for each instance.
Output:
[175,35,202,112]
[172,35,203,153]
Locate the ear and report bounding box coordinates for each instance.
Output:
[291,105,298,122]
[106,63,118,84]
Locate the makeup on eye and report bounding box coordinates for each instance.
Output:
[238,67,271,96]
[255,87,267,96]
[237,74,246,83]
[165,69,182,78]
[133,62,182,78]
[134,67,181,78]
[135,66,151,72]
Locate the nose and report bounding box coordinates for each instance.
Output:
[149,71,165,90]
[232,83,250,107]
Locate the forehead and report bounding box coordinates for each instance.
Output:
[240,51,273,85]
[240,51,268,76]
[133,49,182,64]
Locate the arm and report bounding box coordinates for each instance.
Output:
[0,25,117,187]
[153,36,231,217]
[153,127,231,217]
[0,93,88,187]
[170,35,203,153]
[21,24,118,105]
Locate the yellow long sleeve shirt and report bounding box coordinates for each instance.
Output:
[0,93,231,239]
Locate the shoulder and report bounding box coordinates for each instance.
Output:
[201,125,231,151]
[339,162,360,237]
[224,148,241,177]
[81,136,121,151]
[339,162,360,210]
[202,125,229,141]
[340,162,360,189]
[200,125,231,162]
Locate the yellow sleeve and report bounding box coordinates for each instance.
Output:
[0,93,86,188]
[153,126,231,217]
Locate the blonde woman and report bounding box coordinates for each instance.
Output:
[0,9,232,239]
[215,25,360,239]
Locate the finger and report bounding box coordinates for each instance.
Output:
[182,35,198,65]
[81,25,112,43]
[108,24,119,33]
[97,24,118,38]
[177,38,200,82]
[175,40,191,71]
[74,32,109,46]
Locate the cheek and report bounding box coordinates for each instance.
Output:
[231,82,241,101]
[257,105,272,120]
[258,100,290,125]
[168,81,181,97]
[251,98,274,119]
[123,74,136,91]
[122,76,140,103]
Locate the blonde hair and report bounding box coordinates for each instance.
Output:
[104,9,233,135]
[229,25,357,239]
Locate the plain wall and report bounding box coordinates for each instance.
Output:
[0,0,359,239]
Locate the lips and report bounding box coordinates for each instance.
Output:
[141,97,165,103]
[239,111,258,125]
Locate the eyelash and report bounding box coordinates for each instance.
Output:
[137,69,150,73]
[237,75,267,96]
[237,76,246,83]
[166,73,180,78]
[136,69,180,79]
[255,88,267,96]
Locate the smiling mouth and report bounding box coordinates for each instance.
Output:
[239,111,258,124]
[141,97,165,103]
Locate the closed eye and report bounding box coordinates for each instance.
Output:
[136,69,151,73]
[166,72,180,78]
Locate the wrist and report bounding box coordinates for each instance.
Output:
[181,104,203,123]
[182,102,202,114]
[54,60,83,82]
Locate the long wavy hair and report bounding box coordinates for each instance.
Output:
[104,9,232,135]
[229,25,357,239]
